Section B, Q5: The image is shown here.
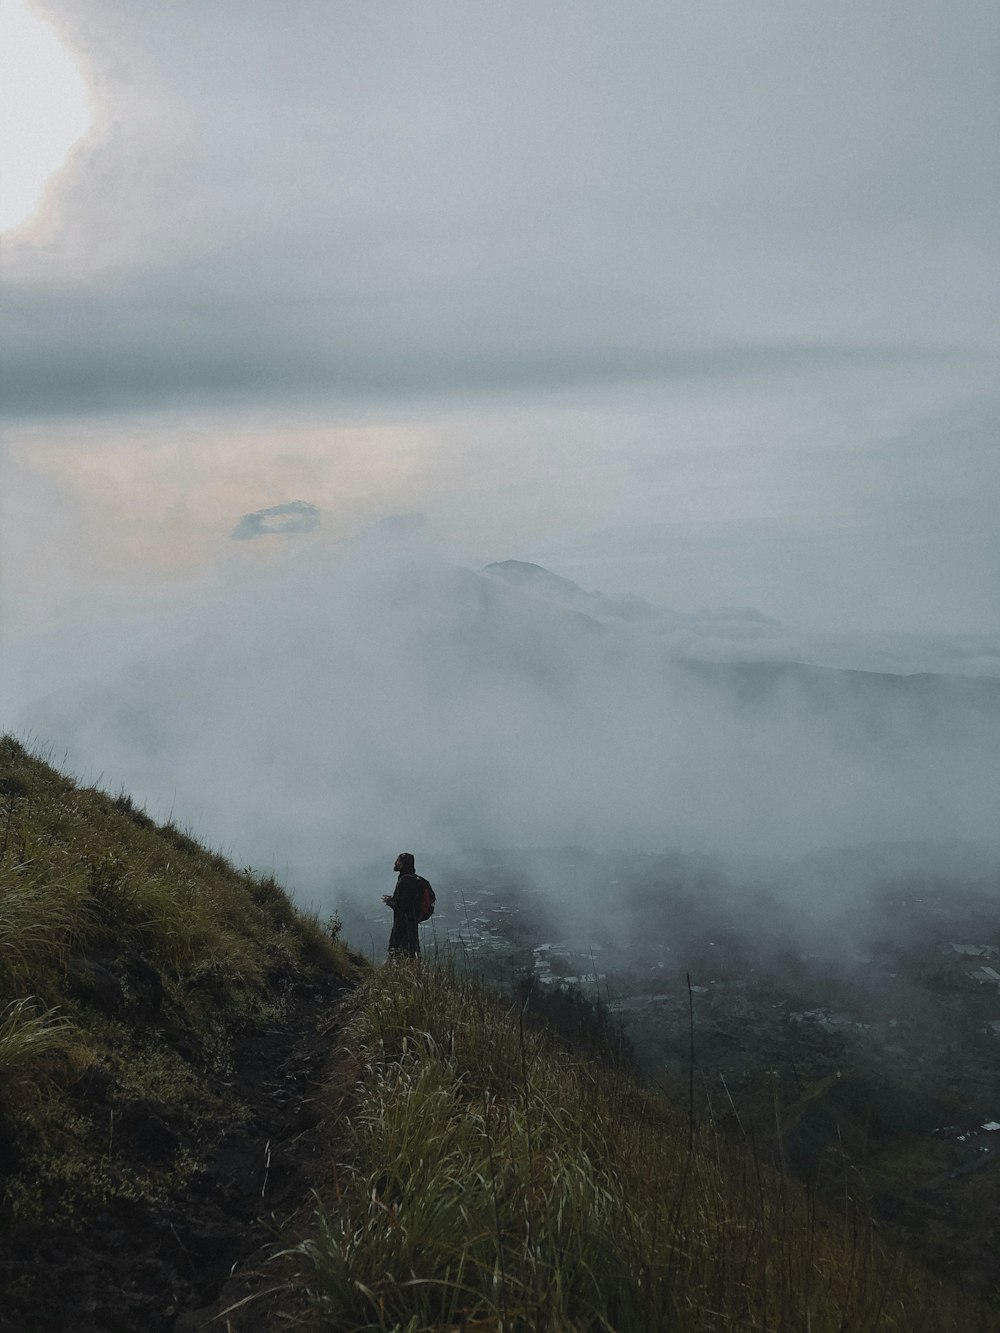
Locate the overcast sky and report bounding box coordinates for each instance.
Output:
[3,0,999,655]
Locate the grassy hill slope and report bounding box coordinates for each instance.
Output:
[0,735,364,1328]
[281,961,996,1332]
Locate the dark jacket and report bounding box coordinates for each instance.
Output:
[388,872,422,956]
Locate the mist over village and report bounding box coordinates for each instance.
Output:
[2,1,999,1329]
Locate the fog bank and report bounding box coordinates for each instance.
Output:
[15,539,1000,895]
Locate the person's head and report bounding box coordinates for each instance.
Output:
[394,851,415,874]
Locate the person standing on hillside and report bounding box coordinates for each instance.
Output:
[383,851,423,958]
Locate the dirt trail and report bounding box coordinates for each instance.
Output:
[173,984,353,1333]
[0,979,350,1333]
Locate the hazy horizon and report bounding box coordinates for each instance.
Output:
[7,533,999,906]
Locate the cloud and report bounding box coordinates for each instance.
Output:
[16,543,1000,894]
[3,0,998,420]
[5,368,999,640]
[231,499,320,540]
[348,512,429,544]
[2,277,941,421]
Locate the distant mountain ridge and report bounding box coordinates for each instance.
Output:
[483,559,782,635]
[481,559,1000,724]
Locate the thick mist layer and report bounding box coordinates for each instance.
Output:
[17,540,1000,887]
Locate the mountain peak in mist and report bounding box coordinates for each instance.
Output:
[483,560,655,623]
[483,560,786,639]
[231,499,320,540]
[484,560,588,597]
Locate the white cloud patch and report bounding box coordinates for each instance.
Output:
[3,0,998,415]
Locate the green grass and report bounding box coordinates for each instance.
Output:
[291,958,995,1332]
[0,734,364,1226]
[0,998,74,1090]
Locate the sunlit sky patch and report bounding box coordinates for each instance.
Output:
[0,0,94,233]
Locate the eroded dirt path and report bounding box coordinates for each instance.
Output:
[173,984,352,1333]
[0,978,350,1333]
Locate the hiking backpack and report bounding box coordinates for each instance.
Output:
[415,874,436,923]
